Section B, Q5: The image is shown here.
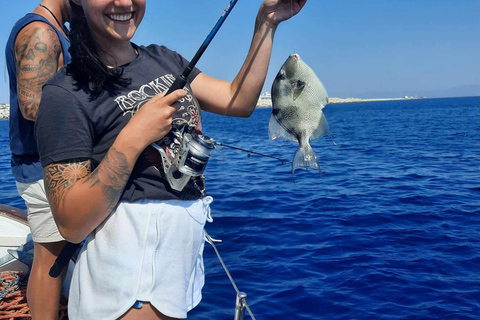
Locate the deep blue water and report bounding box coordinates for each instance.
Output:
[1,97,479,319]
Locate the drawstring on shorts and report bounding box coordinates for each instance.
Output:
[201,196,222,244]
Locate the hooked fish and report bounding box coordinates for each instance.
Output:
[269,53,331,178]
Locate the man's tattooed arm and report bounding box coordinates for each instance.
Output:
[43,147,132,242]
[15,23,61,121]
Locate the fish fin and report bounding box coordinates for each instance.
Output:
[292,144,320,177]
[293,81,306,101]
[268,113,298,142]
[310,111,331,141]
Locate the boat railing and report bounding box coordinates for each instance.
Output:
[205,230,257,320]
[234,292,247,320]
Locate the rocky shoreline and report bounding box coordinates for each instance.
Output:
[327,96,426,104]
[255,94,426,108]
[0,104,9,120]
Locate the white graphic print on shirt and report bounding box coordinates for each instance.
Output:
[114,74,195,116]
[113,74,203,178]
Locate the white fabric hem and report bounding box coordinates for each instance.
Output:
[150,291,203,319]
[68,197,213,320]
[31,235,65,243]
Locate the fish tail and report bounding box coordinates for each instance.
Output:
[292,144,321,177]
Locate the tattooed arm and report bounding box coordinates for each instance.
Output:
[43,145,132,243]
[15,22,62,121]
[41,90,186,243]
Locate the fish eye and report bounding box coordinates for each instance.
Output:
[296,80,305,89]
[277,71,286,80]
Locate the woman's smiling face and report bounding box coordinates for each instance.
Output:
[75,0,146,45]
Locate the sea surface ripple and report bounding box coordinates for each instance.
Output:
[0,97,479,319]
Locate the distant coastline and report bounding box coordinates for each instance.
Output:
[256,92,426,108]
[327,96,426,104]
[0,104,9,120]
[0,95,446,119]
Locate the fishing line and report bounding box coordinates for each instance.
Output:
[329,134,338,146]
[215,141,291,164]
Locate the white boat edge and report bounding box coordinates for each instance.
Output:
[0,205,30,273]
[0,204,73,296]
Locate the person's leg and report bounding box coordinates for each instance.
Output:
[118,302,183,320]
[27,240,66,320]
[16,179,66,320]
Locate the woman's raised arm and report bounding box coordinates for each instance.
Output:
[191,0,308,117]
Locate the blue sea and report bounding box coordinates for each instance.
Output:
[1,97,479,319]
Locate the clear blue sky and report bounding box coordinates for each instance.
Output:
[1,0,479,102]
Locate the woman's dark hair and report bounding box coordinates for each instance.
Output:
[66,0,130,97]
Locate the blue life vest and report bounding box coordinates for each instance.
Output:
[5,13,70,183]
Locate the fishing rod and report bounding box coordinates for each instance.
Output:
[50,0,241,278]
[166,0,239,98]
[215,141,292,164]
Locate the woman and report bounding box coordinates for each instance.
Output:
[35,0,307,319]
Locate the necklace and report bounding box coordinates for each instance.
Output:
[39,3,69,36]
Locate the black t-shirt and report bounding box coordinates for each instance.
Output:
[35,44,205,202]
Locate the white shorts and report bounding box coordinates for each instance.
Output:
[68,197,214,320]
[16,179,64,243]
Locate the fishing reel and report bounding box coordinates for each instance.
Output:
[151,132,216,192]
